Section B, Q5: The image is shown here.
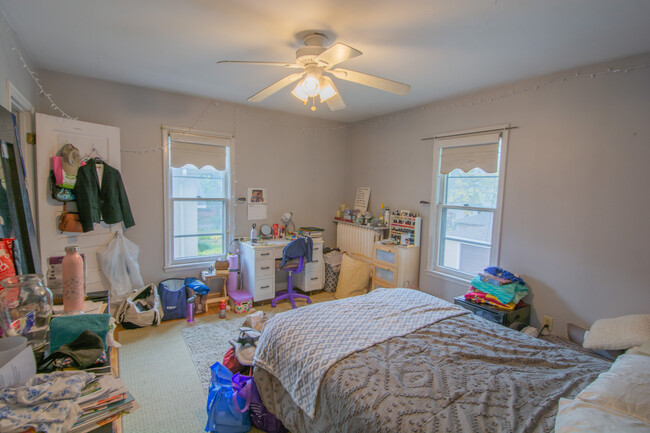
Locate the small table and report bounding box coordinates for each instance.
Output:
[200,269,230,311]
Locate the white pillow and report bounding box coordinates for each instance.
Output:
[555,398,650,433]
[555,354,650,432]
[583,314,650,350]
[577,354,650,423]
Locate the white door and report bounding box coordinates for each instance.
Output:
[35,113,121,296]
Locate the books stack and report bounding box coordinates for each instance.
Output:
[69,370,139,433]
[298,227,324,238]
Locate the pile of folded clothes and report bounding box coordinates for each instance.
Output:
[465,266,529,310]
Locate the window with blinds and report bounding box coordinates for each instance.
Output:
[430,127,508,280]
[163,129,233,269]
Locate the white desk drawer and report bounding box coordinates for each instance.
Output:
[255,249,275,260]
[296,264,323,292]
[256,259,274,276]
[254,277,274,301]
[303,272,322,291]
[308,255,322,267]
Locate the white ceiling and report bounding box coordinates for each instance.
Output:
[2,0,650,123]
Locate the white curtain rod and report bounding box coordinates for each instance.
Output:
[421,126,518,141]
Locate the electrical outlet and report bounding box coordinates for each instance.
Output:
[542,315,553,332]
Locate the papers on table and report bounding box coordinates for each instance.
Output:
[69,372,138,433]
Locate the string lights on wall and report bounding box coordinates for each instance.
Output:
[0,11,76,120]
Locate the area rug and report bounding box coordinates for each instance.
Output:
[182,315,256,393]
[183,291,335,393]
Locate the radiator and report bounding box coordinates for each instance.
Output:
[336,222,381,259]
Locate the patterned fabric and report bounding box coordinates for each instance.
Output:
[323,264,340,292]
[0,371,94,433]
[255,313,611,433]
[253,288,467,417]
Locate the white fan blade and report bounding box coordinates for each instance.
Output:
[315,43,362,68]
[217,60,302,69]
[329,68,410,95]
[247,72,305,102]
[325,93,346,111]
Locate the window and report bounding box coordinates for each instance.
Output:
[429,127,508,280]
[163,128,233,269]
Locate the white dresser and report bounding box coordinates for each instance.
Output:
[240,239,324,302]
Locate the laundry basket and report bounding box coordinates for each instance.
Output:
[323,250,343,293]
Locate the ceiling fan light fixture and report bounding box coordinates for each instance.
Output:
[291,82,309,102]
[319,76,338,102]
[300,75,320,97]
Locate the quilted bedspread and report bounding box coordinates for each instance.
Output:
[253,288,467,417]
[255,295,612,433]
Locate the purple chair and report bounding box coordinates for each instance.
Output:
[271,255,312,309]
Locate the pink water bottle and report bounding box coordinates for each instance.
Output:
[62,246,85,313]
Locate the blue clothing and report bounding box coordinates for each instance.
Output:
[483,266,527,285]
[281,237,313,266]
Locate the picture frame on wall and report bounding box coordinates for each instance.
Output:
[247,187,266,203]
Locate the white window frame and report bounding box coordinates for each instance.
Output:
[428,124,509,282]
[162,126,235,271]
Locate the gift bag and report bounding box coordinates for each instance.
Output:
[205,362,250,433]
[231,373,287,433]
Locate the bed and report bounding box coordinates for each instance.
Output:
[252,288,616,433]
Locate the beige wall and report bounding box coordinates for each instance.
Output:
[36,71,349,284]
[347,53,650,334]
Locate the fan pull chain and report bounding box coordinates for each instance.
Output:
[311,97,317,111]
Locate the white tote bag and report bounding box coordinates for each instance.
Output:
[115,284,162,329]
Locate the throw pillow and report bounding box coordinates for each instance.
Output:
[583,314,650,350]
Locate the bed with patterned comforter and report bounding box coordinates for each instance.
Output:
[253,289,611,433]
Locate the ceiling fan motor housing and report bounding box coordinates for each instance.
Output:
[296,32,328,66]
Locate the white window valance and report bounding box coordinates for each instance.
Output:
[169,132,229,170]
[438,132,501,174]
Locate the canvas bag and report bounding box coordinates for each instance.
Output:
[115,284,162,329]
[335,253,372,299]
[157,278,187,321]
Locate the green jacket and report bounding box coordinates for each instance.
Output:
[73,159,135,232]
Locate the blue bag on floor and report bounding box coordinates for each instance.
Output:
[157,278,188,321]
[205,362,251,433]
[185,277,211,295]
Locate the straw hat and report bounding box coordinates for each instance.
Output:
[61,143,81,175]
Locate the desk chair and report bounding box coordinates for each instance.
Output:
[272,239,313,309]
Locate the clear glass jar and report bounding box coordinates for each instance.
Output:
[0,274,53,348]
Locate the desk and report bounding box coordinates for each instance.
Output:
[240,239,324,302]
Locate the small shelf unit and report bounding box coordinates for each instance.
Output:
[389,212,422,247]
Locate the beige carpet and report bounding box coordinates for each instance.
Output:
[118,291,335,433]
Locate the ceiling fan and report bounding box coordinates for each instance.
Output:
[217,32,411,111]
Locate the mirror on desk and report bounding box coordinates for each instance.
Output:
[0,105,40,274]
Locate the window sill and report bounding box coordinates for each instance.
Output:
[425,269,472,285]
